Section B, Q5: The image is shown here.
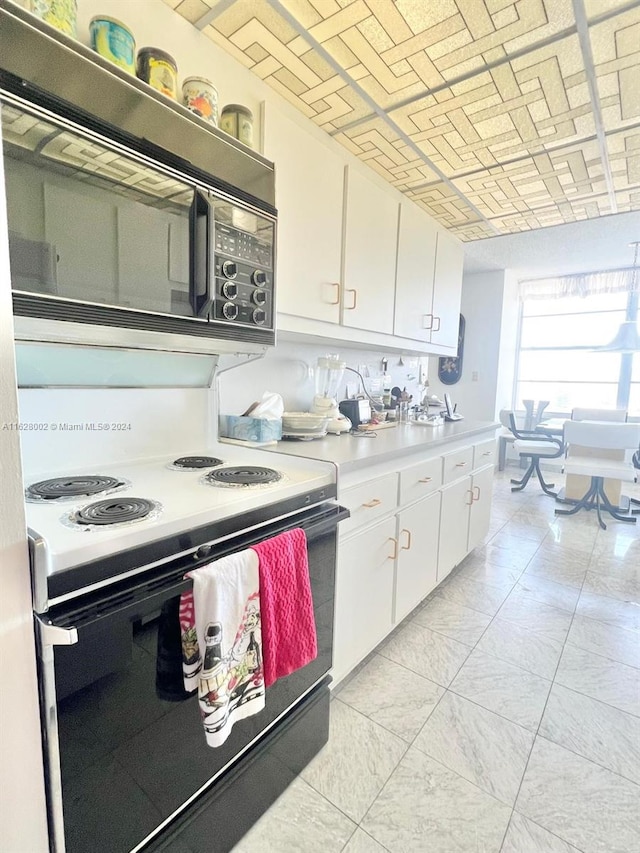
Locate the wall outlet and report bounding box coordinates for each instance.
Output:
[471,371,479,382]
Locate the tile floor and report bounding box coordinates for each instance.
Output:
[234,468,640,853]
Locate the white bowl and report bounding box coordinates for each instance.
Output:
[282,412,330,432]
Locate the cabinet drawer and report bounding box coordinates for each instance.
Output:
[339,472,398,537]
[473,438,496,469]
[442,446,474,484]
[399,456,442,506]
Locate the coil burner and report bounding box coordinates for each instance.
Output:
[203,466,283,488]
[26,476,128,503]
[65,497,162,529]
[169,456,225,471]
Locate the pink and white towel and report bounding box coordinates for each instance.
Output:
[179,549,265,748]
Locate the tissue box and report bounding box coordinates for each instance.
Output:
[218,415,282,442]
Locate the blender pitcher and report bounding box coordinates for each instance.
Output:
[312,355,351,433]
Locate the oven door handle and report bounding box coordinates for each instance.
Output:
[190,189,214,318]
[35,616,78,647]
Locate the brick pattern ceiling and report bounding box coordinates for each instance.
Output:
[164,0,640,241]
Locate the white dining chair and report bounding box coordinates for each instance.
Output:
[499,409,564,496]
[571,408,627,422]
[556,421,640,529]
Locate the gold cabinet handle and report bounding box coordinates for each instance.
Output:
[345,288,357,310]
[473,485,481,501]
[327,282,340,305]
[422,314,434,329]
[387,537,398,560]
[432,316,441,332]
[419,477,433,483]
[465,489,474,506]
[401,528,412,550]
[362,498,381,508]
[455,461,468,467]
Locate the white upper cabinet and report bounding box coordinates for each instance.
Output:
[430,230,464,350]
[264,110,344,324]
[342,168,398,335]
[394,200,437,341]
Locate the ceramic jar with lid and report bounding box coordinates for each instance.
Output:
[136,47,178,100]
[220,104,254,148]
[182,77,219,127]
[27,0,77,36]
[90,17,136,74]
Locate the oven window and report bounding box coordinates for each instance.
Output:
[2,101,194,317]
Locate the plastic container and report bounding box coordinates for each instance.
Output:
[220,104,254,148]
[28,0,77,36]
[136,47,178,100]
[182,77,219,126]
[90,17,136,74]
[218,415,282,443]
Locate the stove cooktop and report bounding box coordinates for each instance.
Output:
[25,447,335,580]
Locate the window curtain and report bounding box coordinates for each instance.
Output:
[519,268,637,300]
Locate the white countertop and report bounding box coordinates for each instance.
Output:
[252,419,500,473]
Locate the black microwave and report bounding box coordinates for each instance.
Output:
[1,90,277,350]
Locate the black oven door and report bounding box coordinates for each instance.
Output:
[36,503,347,853]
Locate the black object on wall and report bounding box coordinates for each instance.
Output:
[437,314,465,385]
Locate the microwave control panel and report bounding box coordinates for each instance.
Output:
[213,221,274,328]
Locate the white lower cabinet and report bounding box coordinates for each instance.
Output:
[332,516,397,685]
[394,491,441,623]
[333,433,497,686]
[467,464,495,552]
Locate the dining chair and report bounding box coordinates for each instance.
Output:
[499,409,564,496]
[571,408,627,422]
[555,421,640,529]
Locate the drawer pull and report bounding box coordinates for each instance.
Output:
[455,462,468,467]
[473,486,481,501]
[465,489,474,506]
[345,288,358,310]
[328,282,340,305]
[432,316,441,332]
[422,314,434,330]
[419,477,433,483]
[362,498,382,508]
[401,528,412,551]
[387,537,398,560]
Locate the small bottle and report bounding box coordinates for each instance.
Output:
[245,631,261,673]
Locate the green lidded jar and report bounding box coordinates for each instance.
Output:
[28,0,77,37]
[220,104,254,148]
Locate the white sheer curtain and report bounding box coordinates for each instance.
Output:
[519,268,637,300]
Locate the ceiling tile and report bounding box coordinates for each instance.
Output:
[607,126,640,191]
[407,182,491,230]
[583,0,636,21]
[174,0,212,23]
[451,220,499,241]
[589,6,640,132]
[487,192,614,233]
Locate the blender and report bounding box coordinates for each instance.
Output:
[311,354,352,434]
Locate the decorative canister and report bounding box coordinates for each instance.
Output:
[90,17,136,74]
[136,47,178,100]
[27,0,77,37]
[182,77,219,127]
[220,104,254,148]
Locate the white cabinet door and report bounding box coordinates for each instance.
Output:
[430,230,463,349]
[264,110,344,323]
[395,491,441,623]
[333,516,397,685]
[394,200,437,341]
[438,476,472,582]
[467,464,495,552]
[342,168,398,334]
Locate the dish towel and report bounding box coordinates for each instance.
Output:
[179,549,265,748]
[251,528,317,688]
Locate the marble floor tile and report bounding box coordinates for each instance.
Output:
[532,541,591,569]
[513,574,580,613]
[497,520,550,543]
[413,692,534,805]
[554,644,640,717]
[300,700,406,823]
[544,523,597,553]
[336,655,444,743]
[487,532,542,557]
[231,777,355,853]
[475,543,534,571]
[524,553,587,590]
[502,812,583,852]
[539,684,640,785]
[591,534,640,563]
[450,649,552,732]
[455,558,524,587]
[342,828,388,853]
[516,737,640,853]
[498,590,574,644]
[582,570,640,605]
[476,617,564,680]
[588,552,640,583]
[378,621,471,687]
[566,614,640,669]
[437,574,513,617]
[413,594,492,645]
[510,510,556,529]
[361,746,511,853]
[575,589,640,632]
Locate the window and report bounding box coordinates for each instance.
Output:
[516,290,639,416]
